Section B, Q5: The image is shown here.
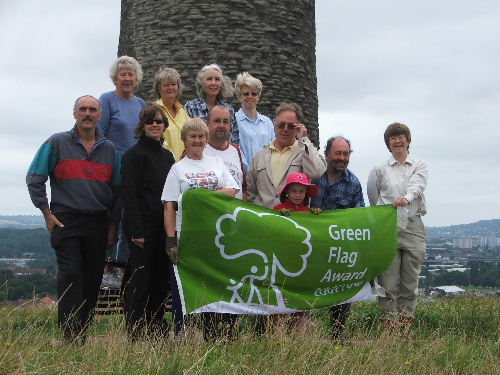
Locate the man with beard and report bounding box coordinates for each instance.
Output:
[204,105,247,200]
[310,136,364,340]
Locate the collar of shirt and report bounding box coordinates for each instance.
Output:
[156,98,183,113]
[388,154,415,166]
[269,139,298,153]
[236,109,265,123]
[319,168,354,186]
[70,124,105,143]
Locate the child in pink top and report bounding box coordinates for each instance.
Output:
[271,172,320,333]
[273,172,319,213]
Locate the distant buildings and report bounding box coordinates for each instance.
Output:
[434,285,466,295]
[452,236,500,249]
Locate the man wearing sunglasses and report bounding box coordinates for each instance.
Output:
[247,102,326,209]
[26,95,121,343]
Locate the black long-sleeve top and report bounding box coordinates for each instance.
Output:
[121,136,175,239]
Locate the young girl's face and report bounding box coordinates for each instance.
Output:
[286,183,307,205]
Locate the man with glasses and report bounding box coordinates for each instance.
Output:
[26,95,121,343]
[205,105,247,199]
[247,101,326,208]
[310,135,365,341]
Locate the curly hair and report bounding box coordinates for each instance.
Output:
[153,67,183,99]
[180,117,209,142]
[109,55,143,86]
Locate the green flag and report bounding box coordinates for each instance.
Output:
[175,189,396,315]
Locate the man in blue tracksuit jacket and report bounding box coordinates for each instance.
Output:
[26,95,121,343]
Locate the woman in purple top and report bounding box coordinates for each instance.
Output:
[97,56,146,156]
[97,56,146,285]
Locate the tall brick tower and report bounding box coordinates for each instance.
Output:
[118,0,319,144]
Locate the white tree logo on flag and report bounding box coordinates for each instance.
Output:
[215,207,313,308]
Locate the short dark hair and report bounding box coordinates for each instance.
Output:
[135,102,169,139]
[207,105,231,123]
[384,122,411,152]
[324,136,353,155]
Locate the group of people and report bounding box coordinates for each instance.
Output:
[26,55,428,344]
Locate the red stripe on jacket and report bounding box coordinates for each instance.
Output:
[54,159,112,183]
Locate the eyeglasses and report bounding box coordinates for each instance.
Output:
[145,119,164,125]
[211,118,230,125]
[389,135,406,142]
[241,92,258,97]
[78,106,98,113]
[276,122,297,130]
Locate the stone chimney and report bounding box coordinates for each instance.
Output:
[118,0,319,145]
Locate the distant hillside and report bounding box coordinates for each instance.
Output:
[0,228,54,264]
[426,219,499,240]
[1,215,498,243]
[0,215,45,229]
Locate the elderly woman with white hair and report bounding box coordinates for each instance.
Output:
[234,72,274,169]
[97,55,146,287]
[97,55,146,156]
[153,67,191,161]
[184,63,240,145]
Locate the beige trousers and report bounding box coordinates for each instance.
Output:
[378,215,426,321]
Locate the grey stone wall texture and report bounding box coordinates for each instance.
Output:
[118,0,319,145]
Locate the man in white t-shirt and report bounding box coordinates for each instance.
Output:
[204,105,247,200]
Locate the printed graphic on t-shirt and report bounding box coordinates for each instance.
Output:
[225,161,243,186]
[186,171,219,190]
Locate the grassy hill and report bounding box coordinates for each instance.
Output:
[0,295,498,374]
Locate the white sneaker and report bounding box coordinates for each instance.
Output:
[101,273,122,289]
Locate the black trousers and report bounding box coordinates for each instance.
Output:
[330,303,351,339]
[201,312,237,342]
[168,262,185,336]
[123,224,171,339]
[167,259,236,341]
[50,212,108,341]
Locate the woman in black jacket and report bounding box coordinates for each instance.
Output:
[121,103,175,340]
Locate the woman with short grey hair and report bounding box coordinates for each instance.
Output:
[234,72,274,169]
[184,64,240,145]
[97,55,146,155]
[153,67,191,161]
[97,55,146,287]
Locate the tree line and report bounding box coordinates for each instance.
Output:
[421,261,499,288]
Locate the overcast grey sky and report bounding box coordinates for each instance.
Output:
[0,1,498,227]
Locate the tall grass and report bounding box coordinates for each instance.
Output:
[0,295,498,374]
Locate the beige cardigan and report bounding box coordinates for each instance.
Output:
[247,137,326,208]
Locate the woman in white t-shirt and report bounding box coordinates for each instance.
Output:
[161,117,239,340]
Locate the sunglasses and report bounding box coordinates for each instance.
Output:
[276,122,297,130]
[145,119,165,125]
[241,92,258,97]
